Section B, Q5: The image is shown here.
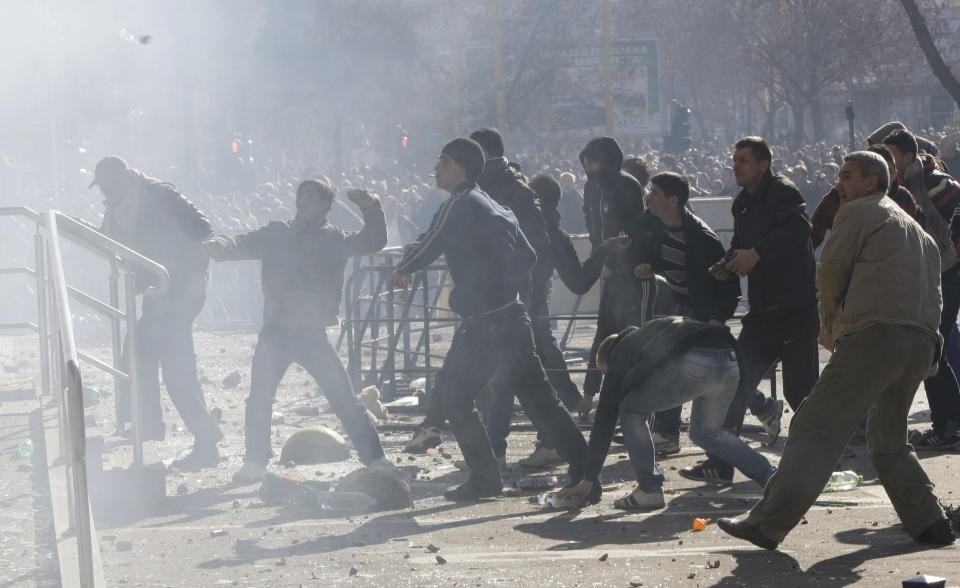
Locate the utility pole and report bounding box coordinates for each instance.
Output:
[491,0,508,144]
[603,0,614,136]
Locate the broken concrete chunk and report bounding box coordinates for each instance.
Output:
[280,427,350,464]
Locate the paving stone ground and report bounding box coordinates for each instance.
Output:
[3,320,960,587]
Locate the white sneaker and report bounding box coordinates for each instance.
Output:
[232,461,266,484]
[403,426,442,453]
[613,487,666,510]
[518,445,562,468]
[368,456,399,471]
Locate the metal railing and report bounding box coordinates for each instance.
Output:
[45,210,98,587]
[0,206,170,586]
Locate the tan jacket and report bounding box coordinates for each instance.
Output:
[818,193,942,356]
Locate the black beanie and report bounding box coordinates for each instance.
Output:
[469,127,504,158]
[441,138,485,180]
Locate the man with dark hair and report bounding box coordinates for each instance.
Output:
[691,136,819,485]
[622,157,652,188]
[810,145,923,249]
[91,155,223,469]
[719,151,955,549]
[461,127,562,467]
[204,180,392,482]
[577,137,655,418]
[519,173,631,466]
[629,172,742,455]
[884,128,960,449]
[558,317,775,511]
[392,139,591,501]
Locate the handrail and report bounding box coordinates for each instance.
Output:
[46,210,97,587]
[0,206,171,297]
[50,212,170,297]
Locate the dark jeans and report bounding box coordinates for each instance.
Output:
[119,282,221,444]
[485,304,582,454]
[244,327,384,465]
[724,306,820,429]
[583,276,657,397]
[438,302,587,485]
[923,268,960,433]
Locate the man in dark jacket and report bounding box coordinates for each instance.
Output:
[90,155,222,468]
[204,180,391,482]
[392,138,590,501]
[633,172,742,455]
[690,137,819,485]
[578,137,656,416]
[468,127,564,467]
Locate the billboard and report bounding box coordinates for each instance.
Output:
[534,38,662,135]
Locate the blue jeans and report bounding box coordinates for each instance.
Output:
[244,327,384,465]
[619,346,775,492]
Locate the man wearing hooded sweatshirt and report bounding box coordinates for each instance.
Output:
[577,137,656,416]
[392,138,591,502]
[203,181,392,482]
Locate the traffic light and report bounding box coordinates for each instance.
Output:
[231,139,240,154]
[663,105,692,155]
[398,125,409,151]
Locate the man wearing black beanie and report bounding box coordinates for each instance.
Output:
[467,127,578,469]
[393,139,592,502]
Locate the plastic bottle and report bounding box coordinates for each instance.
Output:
[258,472,317,506]
[822,470,862,492]
[18,439,33,458]
[517,475,559,489]
[538,491,582,509]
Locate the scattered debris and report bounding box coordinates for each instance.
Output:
[435,555,447,565]
[210,407,223,422]
[116,540,133,552]
[598,553,609,562]
[692,517,711,531]
[177,483,189,495]
[687,572,696,579]
[222,371,242,388]
[707,559,720,569]
[426,544,440,553]
[294,406,320,416]
[210,529,228,537]
[348,567,358,576]
[271,411,284,424]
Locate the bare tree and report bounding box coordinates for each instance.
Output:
[900,0,960,111]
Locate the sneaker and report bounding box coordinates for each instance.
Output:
[518,445,562,468]
[403,426,442,453]
[613,487,665,511]
[679,458,734,486]
[169,442,219,471]
[757,399,784,447]
[651,432,680,456]
[232,461,267,484]
[717,517,779,550]
[916,518,956,545]
[914,422,960,451]
[443,478,503,501]
[455,454,509,472]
